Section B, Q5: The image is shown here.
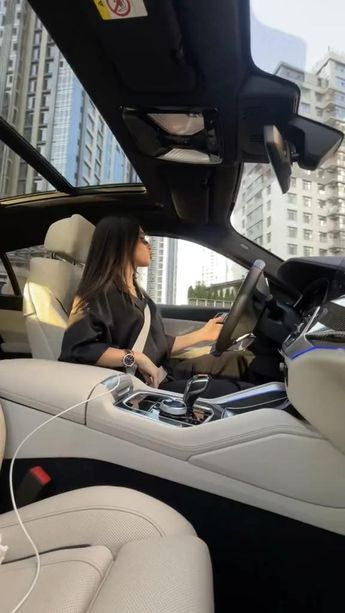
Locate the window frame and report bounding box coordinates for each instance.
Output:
[0,253,21,296]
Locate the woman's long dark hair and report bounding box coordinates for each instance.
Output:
[75,216,141,310]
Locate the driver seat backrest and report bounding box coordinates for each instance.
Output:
[23,215,94,360]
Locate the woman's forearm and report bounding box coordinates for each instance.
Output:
[171,316,224,355]
[171,328,205,355]
[96,348,160,387]
[96,347,126,368]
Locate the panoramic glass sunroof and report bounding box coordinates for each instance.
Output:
[0,0,139,198]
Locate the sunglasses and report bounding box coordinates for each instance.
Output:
[138,235,150,245]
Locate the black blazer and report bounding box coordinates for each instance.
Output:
[59,284,175,368]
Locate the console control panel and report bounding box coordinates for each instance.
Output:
[119,391,214,427]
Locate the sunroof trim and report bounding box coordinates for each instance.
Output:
[0,183,147,206]
[0,117,74,194]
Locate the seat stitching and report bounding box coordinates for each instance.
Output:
[87,559,115,612]
[0,555,113,580]
[0,506,167,536]
[2,544,90,565]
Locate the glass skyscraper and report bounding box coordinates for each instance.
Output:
[0,0,132,196]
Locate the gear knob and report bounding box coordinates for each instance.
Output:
[183,374,210,412]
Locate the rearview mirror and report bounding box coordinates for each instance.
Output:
[264,125,292,193]
[264,116,344,194]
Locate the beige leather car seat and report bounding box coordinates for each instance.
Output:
[23,215,94,360]
[0,403,214,612]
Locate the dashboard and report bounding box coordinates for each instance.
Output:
[293,278,329,313]
[278,255,345,309]
[257,256,345,349]
[276,257,345,361]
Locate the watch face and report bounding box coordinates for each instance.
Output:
[123,352,135,368]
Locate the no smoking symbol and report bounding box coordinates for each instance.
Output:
[106,0,131,17]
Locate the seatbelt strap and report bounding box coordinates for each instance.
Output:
[126,303,167,383]
[132,303,151,354]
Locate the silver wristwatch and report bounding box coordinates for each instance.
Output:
[121,349,136,368]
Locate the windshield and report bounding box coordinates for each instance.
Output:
[0,0,139,197]
[231,0,345,260]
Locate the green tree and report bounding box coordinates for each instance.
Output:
[194,282,202,299]
[188,285,195,299]
[224,288,231,301]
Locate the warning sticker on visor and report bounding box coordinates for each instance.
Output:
[93,0,147,20]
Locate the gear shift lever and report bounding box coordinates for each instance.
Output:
[183,374,210,415]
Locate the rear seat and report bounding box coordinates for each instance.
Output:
[0,403,214,612]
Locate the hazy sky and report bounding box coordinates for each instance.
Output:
[176,239,204,303]
[251,0,345,71]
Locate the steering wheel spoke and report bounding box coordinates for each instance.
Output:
[214,259,267,355]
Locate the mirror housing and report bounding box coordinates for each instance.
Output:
[264,125,292,193]
[283,115,343,170]
[239,73,343,193]
[264,116,343,194]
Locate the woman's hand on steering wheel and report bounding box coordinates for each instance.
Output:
[134,352,160,388]
[200,316,224,342]
[214,260,267,355]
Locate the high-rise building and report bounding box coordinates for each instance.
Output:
[200,248,233,286]
[145,236,177,304]
[0,0,132,195]
[234,51,345,259]
[0,0,178,301]
[165,238,178,304]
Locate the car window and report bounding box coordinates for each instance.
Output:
[231,0,345,260]
[0,246,49,295]
[137,238,247,306]
[0,0,139,199]
[0,256,15,295]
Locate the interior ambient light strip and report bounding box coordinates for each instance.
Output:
[291,345,345,359]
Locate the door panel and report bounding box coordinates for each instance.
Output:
[159,305,227,336]
[159,305,227,322]
[0,298,31,356]
[162,317,204,337]
[159,305,227,359]
[0,295,23,311]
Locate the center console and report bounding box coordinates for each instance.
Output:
[1,357,345,536]
[106,374,291,428]
[281,305,321,358]
[118,390,215,427]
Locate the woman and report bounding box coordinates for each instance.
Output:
[59,216,253,396]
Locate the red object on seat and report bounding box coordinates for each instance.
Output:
[29,466,51,486]
[15,465,52,507]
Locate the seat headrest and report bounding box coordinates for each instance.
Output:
[44,215,94,264]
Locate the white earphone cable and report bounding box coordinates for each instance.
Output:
[9,377,120,613]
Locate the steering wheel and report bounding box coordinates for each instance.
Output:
[214,259,267,354]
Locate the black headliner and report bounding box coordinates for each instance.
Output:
[0,0,301,280]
